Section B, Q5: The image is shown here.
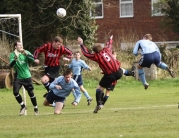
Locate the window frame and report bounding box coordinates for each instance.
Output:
[151,0,165,16]
[119,0,134,18]
[91,0,104,19]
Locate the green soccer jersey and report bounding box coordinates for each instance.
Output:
[9,50,34,79]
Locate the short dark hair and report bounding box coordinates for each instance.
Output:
[53,36,63,43]
[92,43,103,53]
[13,41,20,47]
[74,51,81,54]
[63,68,72,76]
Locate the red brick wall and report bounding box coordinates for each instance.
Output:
[95,0,179,43]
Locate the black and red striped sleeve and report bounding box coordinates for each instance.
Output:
[105,38,113,51]
[80,44,96,61]
[34,44,46,59]
[63,46,73,58]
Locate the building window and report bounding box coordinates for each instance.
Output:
[152,0,165,16]
[91,0,103,19]
[120,0,133,18]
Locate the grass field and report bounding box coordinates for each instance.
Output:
[0,78,179,138]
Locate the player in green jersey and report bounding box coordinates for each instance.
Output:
[9,41,38,116]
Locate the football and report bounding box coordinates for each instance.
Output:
[56,8,66,18]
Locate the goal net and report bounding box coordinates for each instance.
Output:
[0,14,22,65]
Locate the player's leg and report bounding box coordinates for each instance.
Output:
[154,52,175,78]
[96,85,105,106]
[41,75,51,96]
[102,89,110,106]
[13,79,26,115]
[54,102,64,114]
[94,74,118,113]
[122,66,136,77]
[93,85,105,113]
[80,85,93,105]
[42,66,60,97]
[43,98,51,106]
[74,75,92,105]
[54,96,66,114]
[102,82,115,106]
[51,100,65,109]
[72,75,80,99]
[24,78,38,115]
[43,90,55,107]
[94,73,117,113]
[137,55,152,89]
[138,65,149,89]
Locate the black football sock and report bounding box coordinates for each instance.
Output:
[102,95,109,105]
[43,82,50,92]
[96,89,103,106]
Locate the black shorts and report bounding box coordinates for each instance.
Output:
[46,90,66,104]
[99,68,123,89]
[13,77,34,93]
[73,75,83,86]
[106,84,115,91]
[45,66,60,80]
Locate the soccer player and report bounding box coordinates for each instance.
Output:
[43,69,82,114]
[65,51,93,105]
[34,36,73,97]
[133,34,175,89]
[101,50,135,107]
[9,41,38,115]
[77,35,123,113]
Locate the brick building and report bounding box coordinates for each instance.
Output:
[92,0,179,44]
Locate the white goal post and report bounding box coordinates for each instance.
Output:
[0,14,27,115]
[0,14,22,42]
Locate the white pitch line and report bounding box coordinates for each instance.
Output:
[0,104,178,117]
[41,104,178,115]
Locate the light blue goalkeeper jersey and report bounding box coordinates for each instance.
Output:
[133,39,161,58]
[68,58,90,75]
[49,76,81,103]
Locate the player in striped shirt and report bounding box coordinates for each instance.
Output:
[77,35,123,113]
[101,50,135,108]
[34,36,73,97]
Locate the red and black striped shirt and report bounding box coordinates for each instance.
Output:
[34,43,73,67]
[80,39,120,74]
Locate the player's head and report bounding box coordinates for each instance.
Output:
[74,51,81,60]
[52,36,63,49]
[143,34,152,41]
[14,41,23,52]
[63,68,73,83]
[92,43,103,53]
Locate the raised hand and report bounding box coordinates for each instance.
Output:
[77,37,83,45]
[110,35,113,40]
[21,49,28,56]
